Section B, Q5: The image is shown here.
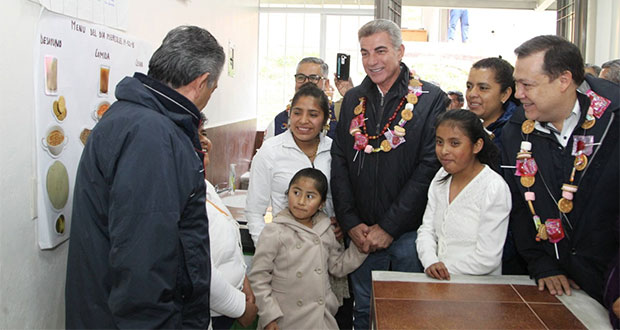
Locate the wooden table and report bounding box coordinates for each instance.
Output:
[371,271,611,329]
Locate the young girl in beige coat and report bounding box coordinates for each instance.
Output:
[249,168,367,330]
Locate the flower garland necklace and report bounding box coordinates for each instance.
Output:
[349,71,424,155]
[513,89,610,258]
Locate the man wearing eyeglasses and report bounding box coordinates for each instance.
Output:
[264,57,353,140]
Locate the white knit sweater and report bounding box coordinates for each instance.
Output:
[416,165,511,276]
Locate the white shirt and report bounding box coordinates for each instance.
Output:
[534,98,581,147]
[245,129,334,245]
[206,180,247,318]
[416,166,511,276]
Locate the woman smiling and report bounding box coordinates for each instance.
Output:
[245,83,352,324]
[245,83,335,245]
[466,57,520,152]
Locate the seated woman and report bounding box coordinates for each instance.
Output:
[198,115,257,329]
[466,57,520,152]
[416,110,511,279]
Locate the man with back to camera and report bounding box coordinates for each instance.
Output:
[65,26,226,328]
[500,35,618,304]
[330,19,447,329]
[264,57,354,140]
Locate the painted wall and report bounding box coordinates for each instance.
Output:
[0,0,258,328]
[586,0,620,65]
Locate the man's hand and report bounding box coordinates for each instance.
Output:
[265,320,280,330]
[366,224,393,252]
[241,275,255,304]
[331,217,344,241]
[348,224,370,253]
[237,300,258,327]
[333,73,354,97]
[425,262,450,280]
[537,275,580,296]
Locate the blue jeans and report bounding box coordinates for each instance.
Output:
[448,9,469,42]
[350,230,423,330]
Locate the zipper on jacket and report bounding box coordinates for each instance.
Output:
[373,94,385,134]
[370,94,385,223]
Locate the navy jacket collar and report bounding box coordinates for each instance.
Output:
[132,72,202,151]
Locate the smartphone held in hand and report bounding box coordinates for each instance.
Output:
[336,53,350,81]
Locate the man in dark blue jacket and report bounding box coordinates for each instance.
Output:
[65,26,225,328]
[501,35,618,305]
[331,19,446,329]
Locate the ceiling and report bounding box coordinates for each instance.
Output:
[402,0,556,10]
[260,0,557,11]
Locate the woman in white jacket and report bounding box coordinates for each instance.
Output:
[245,83,337,245]
[416,110,511,279]
[199,118,257,329]
[245,83,351,317]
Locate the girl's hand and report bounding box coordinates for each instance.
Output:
[242,275,255,304]
[265,320,280,330]
[330,217,343,241]
[425,262,451,280]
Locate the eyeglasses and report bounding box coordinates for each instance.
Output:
[294,74,325,84]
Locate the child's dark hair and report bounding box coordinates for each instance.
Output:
[290,82,330,127]
[471,57,521,108]
[287,168,329,202]
[435,110,499,174]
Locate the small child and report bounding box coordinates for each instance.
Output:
[249,168,367,330]
[416,109,512,280]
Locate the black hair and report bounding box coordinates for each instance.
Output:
[435,110,499,179]
[447,91,464,103]
[514,35,585,85]
[287,168,329,203]
[290,82,330,127]
[471,57,521,108]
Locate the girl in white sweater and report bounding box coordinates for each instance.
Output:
[416,110,511,280]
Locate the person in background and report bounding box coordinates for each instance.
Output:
[264,57,353,140]
[465,57,526,275]
[330,19,447,330]
[417,110,510,279]
[466,57,520,153]
[198,113,258,329]
[599,59,620,84]
[246,83,353,328]
[584,63,601,77]
[502,35,618,304]
[249,168,367,330]
[66,26,225,328]
[603,255,619,328]
[447,90,464,110]
[199,113,213,170]
[448,9,469,43]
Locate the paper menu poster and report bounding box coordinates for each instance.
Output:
[34,0,129,31]
[34,9,151,249]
